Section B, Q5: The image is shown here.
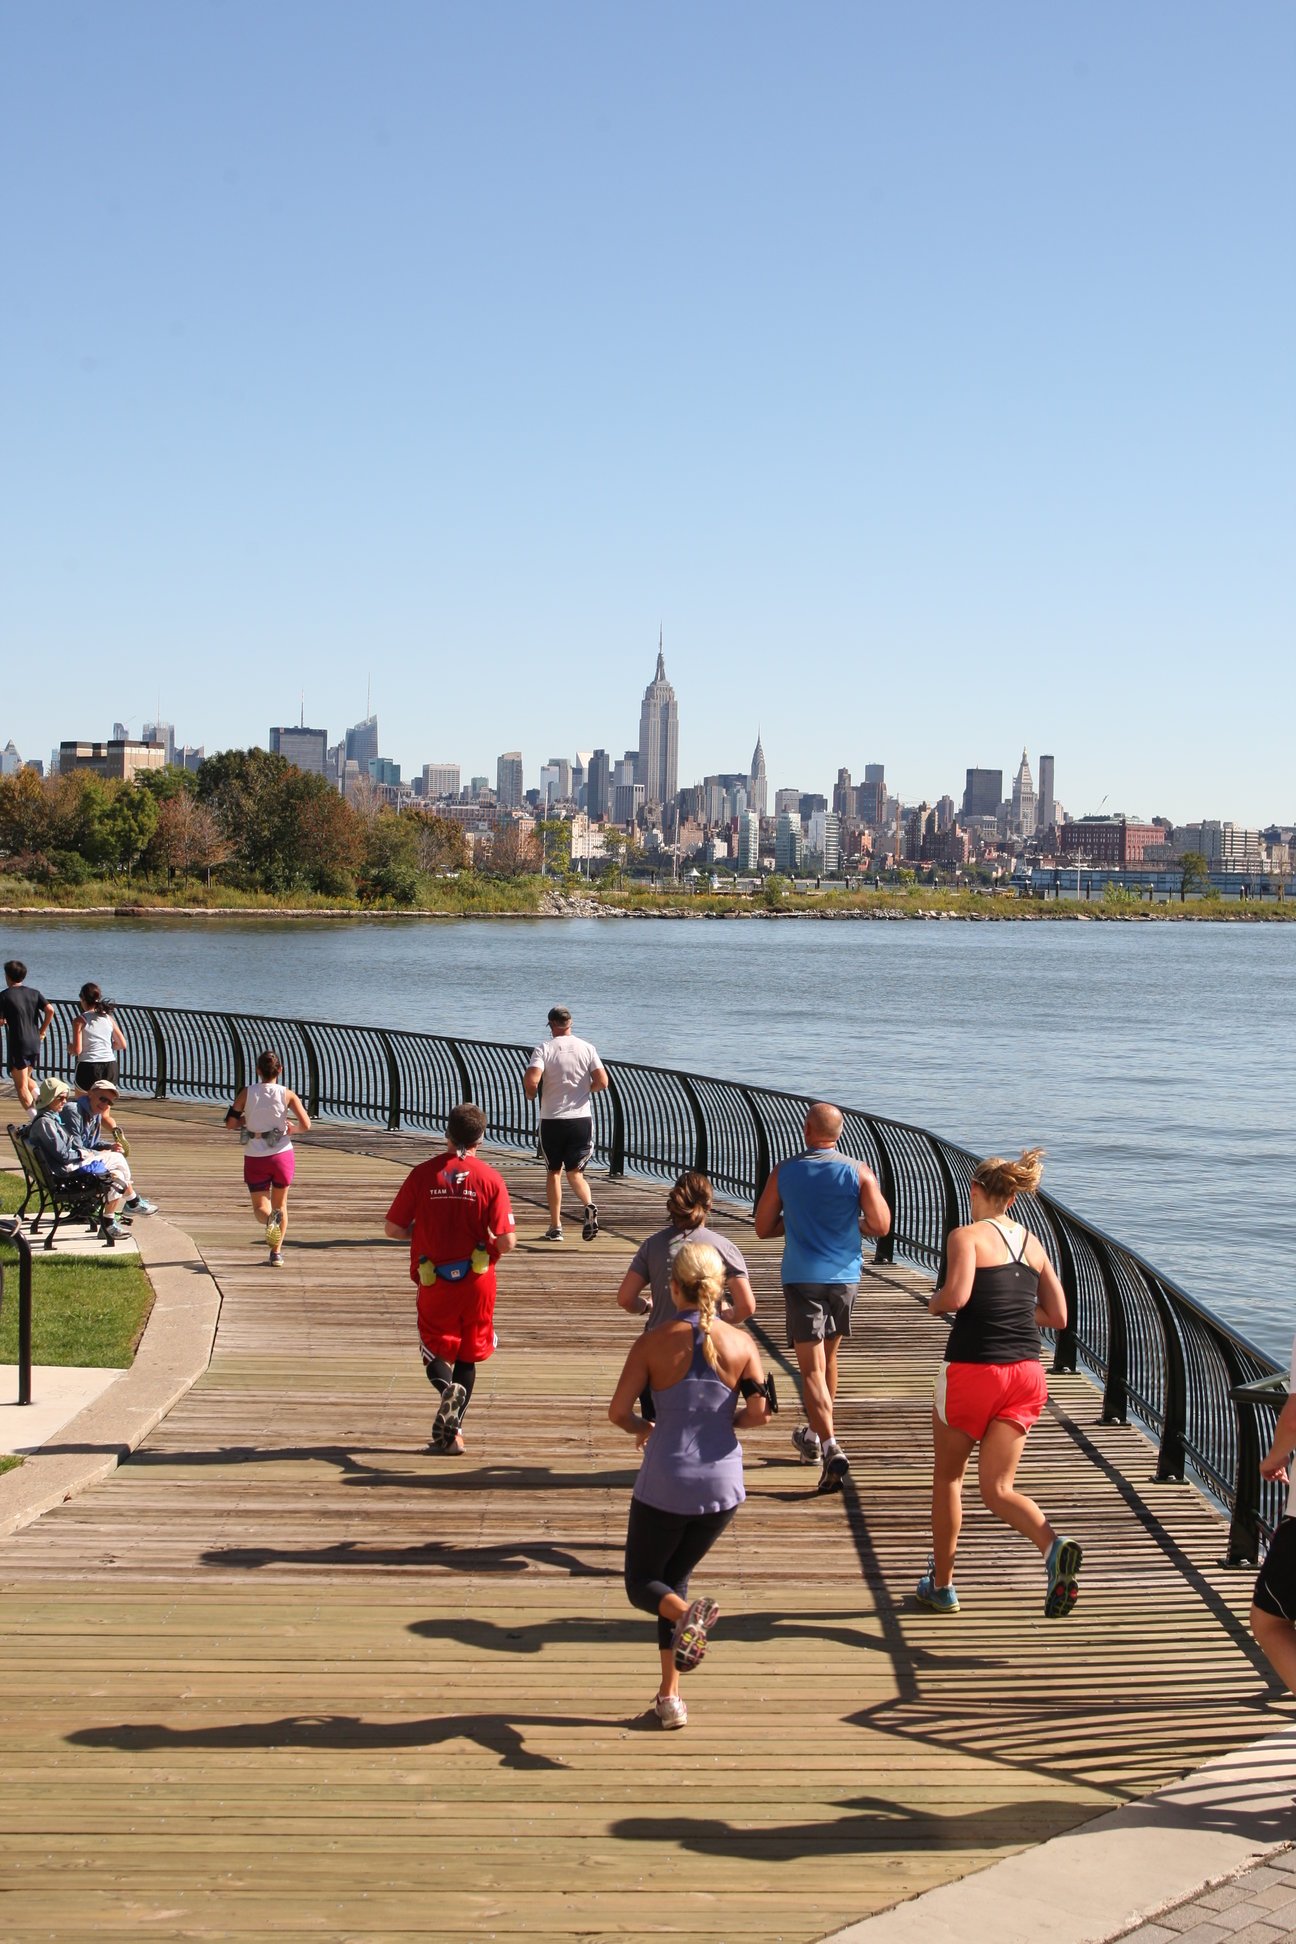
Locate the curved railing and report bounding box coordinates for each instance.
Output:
[46,997,1284,1562]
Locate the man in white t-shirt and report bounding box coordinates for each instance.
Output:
[523,1006,608,1242]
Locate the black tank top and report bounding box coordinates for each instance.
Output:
[944,1221,1042,1365]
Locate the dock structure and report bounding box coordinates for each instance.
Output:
[0,1102,1285,1940]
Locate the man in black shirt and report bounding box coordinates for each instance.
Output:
[0,960,53,1111]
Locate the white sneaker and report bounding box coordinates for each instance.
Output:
[265,1213,283,1248]
[791,1423,822,1465]
[654,1693,687,1729]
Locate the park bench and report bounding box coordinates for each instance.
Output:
[7,1124,118,1249]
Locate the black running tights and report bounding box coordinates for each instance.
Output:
[624,1499,735,1648]
[424,1356,477,1422]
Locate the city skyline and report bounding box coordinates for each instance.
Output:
[4,6,1293,824]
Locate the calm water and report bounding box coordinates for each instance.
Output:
[6,913,1292,1358]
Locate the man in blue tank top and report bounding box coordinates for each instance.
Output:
[754,1103,891,1493]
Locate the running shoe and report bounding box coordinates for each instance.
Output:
[268,1249,284,1268]
[581,1202,599,1242]
[817,1450,850,1494]
[432,1380,468,1451]
[264,1213,283,1249]
[541,1225,564,1242]
[916,1555,960,1613]
[654,1693,687,1730]
[427,1430,465,1456]
[124,1195,157,1215]
[791,1423,822,1465]
[101,1219,129,1244]
[1044,1535,1083,1618]
[672,1597,720,1672]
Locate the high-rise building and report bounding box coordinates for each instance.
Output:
[369,756,401,787]
[736,811,761,872]
[821,811,841,875]
[1037,755,1056,835]
[798,794,827,821]
[346,714,380,772]
[962,768,1003,820]
[586,750,612,821]
[269,726,328,775]
[542,757,573,803]
[112,721,130,742]
[496,751,524,809]
[748,733,768,818]
[0,741,21,776]
[60,739,167,783]
[833,768,853,818]
[857,765,886,823]
[421,764,461,800]
[775,813,802,873]
[774,787,800,818]
[143,720,176,765]
[572,751,592,808]
[636,634,679,808]
[613,780,645,825]
[1011,749,1037,839]
[179,745,205,773]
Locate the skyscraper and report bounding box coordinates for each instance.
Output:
[637,633,679,808]
[1011,749,1037,839]
[143,720,176,765]
[496,752,524,809]
[269,726,328,776]
[857,765,886,823]
[749,732,768,817]
[346,714,380,772]
[1037,755,1056,836]
[962,768,1003,819]
[586,750,611,821]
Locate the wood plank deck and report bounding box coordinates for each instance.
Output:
[0,1102,1284,1942]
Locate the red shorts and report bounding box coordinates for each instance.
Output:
[244,1149,295,1192]
[935,1360,1048,1441]
[417,1271,497,1365]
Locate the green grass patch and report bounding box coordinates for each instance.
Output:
[0,1172,154,1368]
[0,1454,22,1474]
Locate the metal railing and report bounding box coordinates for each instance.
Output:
[45,997,1286,1562]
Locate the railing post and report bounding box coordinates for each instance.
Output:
[298,1023,321,1119]
[1045,1210,1079,1373]
[1094,1238,1129,1423]
[224,1016,246,1100]
[447,1037,473,1105]
[932,1139,962,1287]
[144,1006,168,1101]
[1223,1353,1272,1567]
[678,1074,708,1176]
[1146,1278,1188,1481]
[377,1031,402,1132]
[605,1070,626,1178]
[741,1087,772,1206]
[866,1123,898,1265]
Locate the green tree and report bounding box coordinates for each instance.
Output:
[1179,849,1209,901]
[361,810,422,904]
[0,767,53,863]
[762,874,786,908]
[536,818,572,877]
[407,811,468,875]
[198,748,360,893]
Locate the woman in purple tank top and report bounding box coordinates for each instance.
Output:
[609,1242,772,1730]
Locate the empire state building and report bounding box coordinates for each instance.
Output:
[637,634,679,808]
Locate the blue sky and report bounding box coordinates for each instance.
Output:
[4,1,1292,823]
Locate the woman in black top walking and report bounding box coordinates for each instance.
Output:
[917,1149,1081,1618]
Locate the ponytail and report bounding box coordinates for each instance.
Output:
[973,1147,1045,1203]
[671,1241,726,1372]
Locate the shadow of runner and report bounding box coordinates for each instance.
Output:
[610,1792,1083,1859]
[201,1537,616,1574]
[67,1710,617,1771]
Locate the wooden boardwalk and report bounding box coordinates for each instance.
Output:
[0,1103,1285,1942]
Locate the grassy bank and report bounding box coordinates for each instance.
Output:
[0,874,1291,920]
[0,1174,155,1370]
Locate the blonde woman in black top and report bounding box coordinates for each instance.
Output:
[917,1149,1080,1618]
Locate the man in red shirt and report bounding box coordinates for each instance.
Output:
[384,1103,517,1454]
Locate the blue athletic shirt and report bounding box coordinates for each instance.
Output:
[778,1149,864,1285]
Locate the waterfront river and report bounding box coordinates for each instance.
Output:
[3,913,1291,1358]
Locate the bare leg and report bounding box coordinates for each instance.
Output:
[270,1184,290,1244]
[249,1188,272,1228]
[793,1339,834,1443]
[13,1067,35,1111]
[566,1166,593,1211]
[545,1172,562,1228]
[656,1592,688,1699]
[824,1333,842,1407]
[931,1411,974,1586]
[1251,1606,1296,1693]
[977,1417,1054,1556]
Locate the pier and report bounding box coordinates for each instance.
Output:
[0,1098,1290,1940]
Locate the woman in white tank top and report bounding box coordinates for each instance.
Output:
[226,1049,311,1266]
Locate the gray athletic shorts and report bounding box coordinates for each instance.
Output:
[784,1281,859,1347]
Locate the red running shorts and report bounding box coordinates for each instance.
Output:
[417,1272,497,1365]
[935,1360,1048,1441]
